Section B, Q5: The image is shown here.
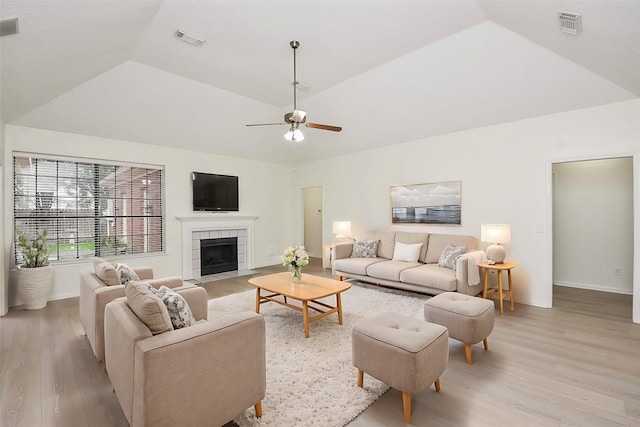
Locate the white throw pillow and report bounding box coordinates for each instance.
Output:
[392,242,423,262]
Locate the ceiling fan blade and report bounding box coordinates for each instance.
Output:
[247,42,344,135]
[306,122,342,132]
[245,122,286,127]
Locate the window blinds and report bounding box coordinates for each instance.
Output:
[13,155,165,264]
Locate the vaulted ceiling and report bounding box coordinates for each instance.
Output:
[1,1,638,164]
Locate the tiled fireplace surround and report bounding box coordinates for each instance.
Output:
[178,216,257,280]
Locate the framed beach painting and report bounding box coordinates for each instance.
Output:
[390,181,462,225]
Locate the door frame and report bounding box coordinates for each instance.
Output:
[300,186,324,258]
[546,153,639,323]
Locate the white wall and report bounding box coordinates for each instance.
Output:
[3,100,639,320]
[0,163,5,316]
[293,100,640,321]
[553,158,634,294]
[0,117,6,315]
[2,125,294,308]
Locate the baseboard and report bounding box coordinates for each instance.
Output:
[527,298,552,309]
[554,281,632,295]
[49,291,81,302]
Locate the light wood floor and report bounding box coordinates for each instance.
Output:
[1,258,639,426]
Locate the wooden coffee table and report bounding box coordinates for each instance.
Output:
[248,272,351,338]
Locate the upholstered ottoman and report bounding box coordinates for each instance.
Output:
[352,312,448,423]
[424,292,495,365]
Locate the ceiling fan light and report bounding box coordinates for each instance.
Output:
[292,110,307,123]
[246,41,341,136]
[284,128,304,142]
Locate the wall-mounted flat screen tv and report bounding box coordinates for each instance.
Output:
[192,172,239,212]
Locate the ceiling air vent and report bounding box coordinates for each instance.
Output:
[175,29,205,47]
[558,12,582,35]
[0,17,19,37]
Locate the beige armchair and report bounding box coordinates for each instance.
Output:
[80,266,184,362]
[104,286,266,427]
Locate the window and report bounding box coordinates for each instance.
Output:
[13,155,164,264]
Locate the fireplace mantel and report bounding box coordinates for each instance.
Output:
[178,215,258,279]
[177,215,259,223]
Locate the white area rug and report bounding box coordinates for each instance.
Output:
[207,282,431,427]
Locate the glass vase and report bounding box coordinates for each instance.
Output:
[291,266,302,284]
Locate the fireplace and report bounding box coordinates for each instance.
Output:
[178,215,257,280]
[200,237,238,275]
[188,228,248,279]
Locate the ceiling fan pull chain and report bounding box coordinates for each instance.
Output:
[293,139,297,172]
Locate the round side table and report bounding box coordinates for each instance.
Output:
[477,262,517,314]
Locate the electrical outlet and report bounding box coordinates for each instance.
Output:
[615,268,622,276]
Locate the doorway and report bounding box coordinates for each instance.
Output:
[302,187,323,258]
[552,156,634,316]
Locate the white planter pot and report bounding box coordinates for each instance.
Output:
[16,265,53,310]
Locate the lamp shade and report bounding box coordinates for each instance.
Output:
[481,224,511,263]
[481,224,511,244]
[332,221,351,237]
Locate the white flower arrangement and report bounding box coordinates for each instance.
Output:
[16,229,50,268]
[282,245,309,269]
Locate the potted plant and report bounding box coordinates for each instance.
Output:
[16,229,53,309]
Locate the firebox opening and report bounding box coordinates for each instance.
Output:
[200,237,238,276]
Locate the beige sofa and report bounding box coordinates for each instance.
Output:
[80,266,184,362]
[334,230,484,296]
[104,286,266,426]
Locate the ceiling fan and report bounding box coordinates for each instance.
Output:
[246,40,342,142]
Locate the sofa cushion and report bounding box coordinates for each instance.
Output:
[116,263,140,284]
[400,264,458,292]
[94,261,120,286]
[150,286,196,329]
[366,231,396,259]
[392,242,423,262]
[125,281,173,335]
[438,243,466,270]
[395,231,430,263]
[367,260,422,282]
[334,257,387,275]
[351,240,379,258]
[91,256,111,271]
[426,234,477,264]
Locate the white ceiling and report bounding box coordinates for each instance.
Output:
[1,0,638,164]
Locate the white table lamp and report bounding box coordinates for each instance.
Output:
[332,221,352,243]
[481,224,511,263]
